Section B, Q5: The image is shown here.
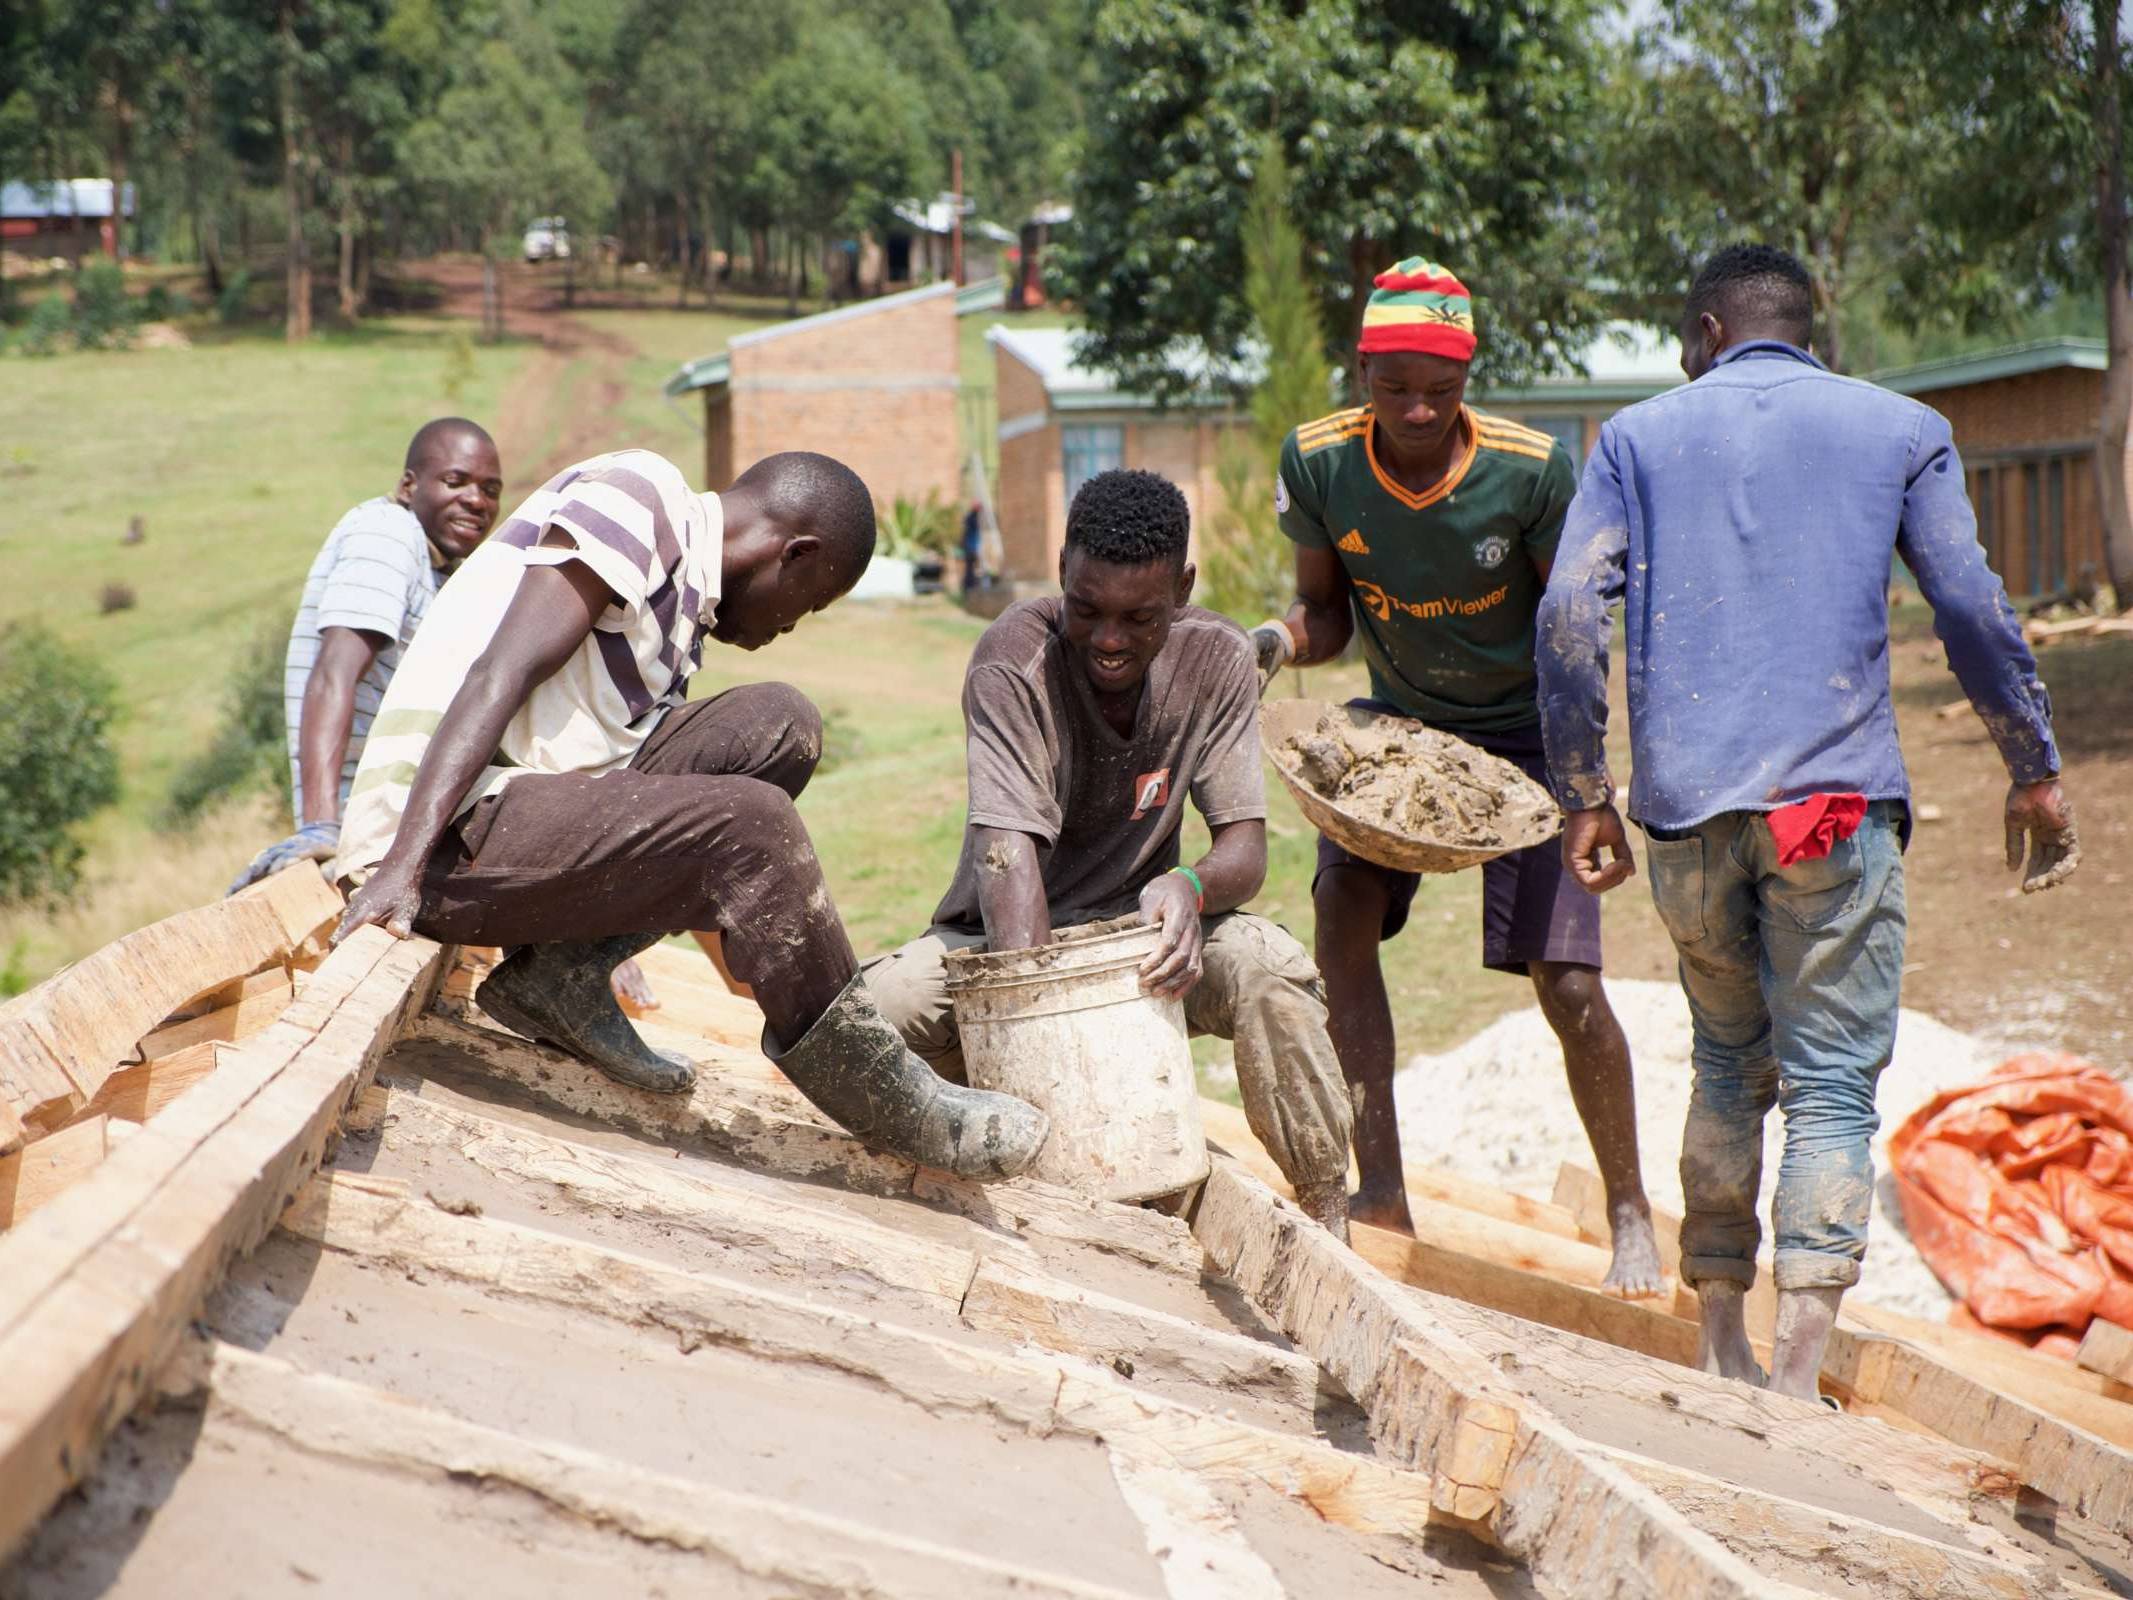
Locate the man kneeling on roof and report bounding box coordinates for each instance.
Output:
[865,469,1354,1236]
[330,447,1048,1181]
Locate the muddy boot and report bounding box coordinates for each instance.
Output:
[477,932,696,1095]
[766,974,1048,1181]
[1295,1179,1350,1242]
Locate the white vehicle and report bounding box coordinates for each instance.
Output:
[522,216,571,262]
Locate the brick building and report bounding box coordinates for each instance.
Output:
[665,280,962,505]
[1875,339,2119,599]
[988,325,1248,580]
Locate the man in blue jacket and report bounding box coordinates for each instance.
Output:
[1536,244,2079,1400]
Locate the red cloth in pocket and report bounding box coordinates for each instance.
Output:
[1766,792,1868,867]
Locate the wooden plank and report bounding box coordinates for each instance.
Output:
[1198,1097,1584,1242]
[1106,1444,1287,1600]
[377,1088,1293,1403]
[0,1118,111,1230]
[1193,1156,1787,1598]
[1822,1328,2133,1536]
[961,1254,1321,1412]
[404,1011,1204,1277]
[375,1087,983,1306]
[2077,1319,2133,1385]
[1350,1219,1702,1368]
[0,928,442,1559]
[1600,1447,2047,1600]
[1553,1162,2133,1445]
[284,1171,1444,1543]
[1419,1288,2016,1533]
[182,1337,1148,1600]
[134,970,293,1059]
[0,863,341,1147]
[73,1041,232,1127]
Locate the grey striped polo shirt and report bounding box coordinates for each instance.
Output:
[283,497,443,818]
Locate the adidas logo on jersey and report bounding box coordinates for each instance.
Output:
[1336,528,1370,555]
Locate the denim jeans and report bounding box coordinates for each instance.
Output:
[1643,802,1908,1291]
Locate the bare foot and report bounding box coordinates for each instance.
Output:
[1600,1197,1669,1300]
[1768,1286,1843,1401]
[1347,1185,1416,1236]
[1694,1281,1768,1387]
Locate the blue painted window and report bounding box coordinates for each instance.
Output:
[1061,425,1124,512]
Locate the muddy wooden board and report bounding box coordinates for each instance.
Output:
[9,929,2133,1599]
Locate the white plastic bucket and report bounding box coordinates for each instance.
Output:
[944,916,1209,1203]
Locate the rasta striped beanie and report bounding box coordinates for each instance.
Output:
[1358,257,1476,361]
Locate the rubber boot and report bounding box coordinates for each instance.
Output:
[1294,1179,1350,1242]
[765,974,1049,1181]
[477,931,696,1095]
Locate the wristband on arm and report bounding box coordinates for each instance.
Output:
[1167,865,1205,912]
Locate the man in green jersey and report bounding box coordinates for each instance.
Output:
[1253,258,1664,1299]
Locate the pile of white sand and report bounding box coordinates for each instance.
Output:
[1391,978,2020,1319]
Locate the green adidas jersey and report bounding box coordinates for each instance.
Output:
[1276,405,1576,733]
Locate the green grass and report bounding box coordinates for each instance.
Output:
[0,316,531,823]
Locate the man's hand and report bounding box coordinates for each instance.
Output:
[333,855,425,945]
[1249,620,1294,693]
[227,820,340,897]
[2005,779,2079,893]
[1562,803,1637,894]
[1137,872,1206,999]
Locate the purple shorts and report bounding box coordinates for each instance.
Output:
[1311,702,1603,976]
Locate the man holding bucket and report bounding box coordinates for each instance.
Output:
[866,469,1355,1236]
[1250,258,1666,1296]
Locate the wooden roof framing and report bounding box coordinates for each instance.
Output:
[2,876,2131,1596]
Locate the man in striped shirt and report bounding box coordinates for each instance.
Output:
[332,448,1048,1182]
[229,418,502,892]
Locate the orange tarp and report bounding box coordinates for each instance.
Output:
[1891,1053,2133,1356]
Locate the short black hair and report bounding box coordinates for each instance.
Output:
[1686,244,1814,346]
[1064,469,1190,568]
[404,416,494,471]
[735,450,877,575]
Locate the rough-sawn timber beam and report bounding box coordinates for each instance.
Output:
[0,863,341,1148]
[370,1086,1316,1409]
[283,1171,1439,1543]
[0,928,443,1560]
[174,1337,1150,1600]
[1599,1447,2055,1600]
[1192,1155,1800,1600]
[401,1011,1203,1276]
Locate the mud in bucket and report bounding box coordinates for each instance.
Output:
[943,916,1208,1203]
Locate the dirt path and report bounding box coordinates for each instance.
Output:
[406,257,634,481]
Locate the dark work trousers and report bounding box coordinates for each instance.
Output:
[412,682,855,1048]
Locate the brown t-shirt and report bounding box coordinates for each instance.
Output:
[932,598,1267,932]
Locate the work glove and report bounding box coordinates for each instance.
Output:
[227,819,341,897]
[1250,619,1295,694]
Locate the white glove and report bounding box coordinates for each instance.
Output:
[1249,620,1296,690]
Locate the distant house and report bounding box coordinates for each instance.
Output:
[665,280,963,507]
[1872,339,2118,600]
[882,196,1013,291]
[0,179,135,263]
[989,325,1250,580]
